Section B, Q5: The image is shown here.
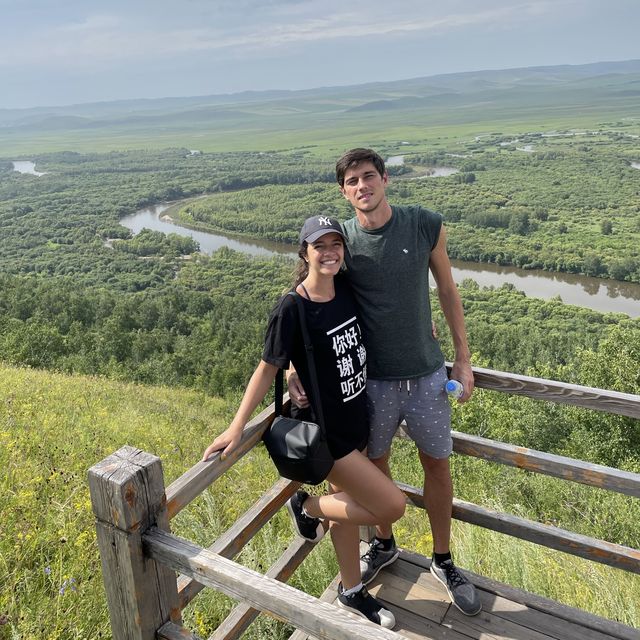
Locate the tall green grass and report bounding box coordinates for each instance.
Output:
[1,364,638,638]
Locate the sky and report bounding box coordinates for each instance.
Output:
[1,0,639,110]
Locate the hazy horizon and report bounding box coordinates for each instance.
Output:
[2,0,640,110]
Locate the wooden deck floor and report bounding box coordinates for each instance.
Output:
[288,549,638,640]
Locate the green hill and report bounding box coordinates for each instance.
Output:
[1,59,639,154]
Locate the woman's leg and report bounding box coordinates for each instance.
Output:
[304,449,406,526]
[326,482,361,589]
[302,450,403,590]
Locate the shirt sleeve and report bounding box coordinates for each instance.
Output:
[418,206,443,251]
[262,294,299,369]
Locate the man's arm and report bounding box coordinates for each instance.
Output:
[286,365,310,408]
[429,226,474,402]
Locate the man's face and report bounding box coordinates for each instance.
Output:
[340,161,388,214]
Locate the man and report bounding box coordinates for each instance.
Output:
[288,148,481,616]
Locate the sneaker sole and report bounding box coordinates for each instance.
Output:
[286,501,324,543]
[429,564,482,616]
[336,598,396,629]
[361,549,400,585]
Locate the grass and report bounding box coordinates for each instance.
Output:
[0,363,340,639]
[1,364,638,638]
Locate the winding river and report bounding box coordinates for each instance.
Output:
[13,158,639,316]
[120,204,640,318]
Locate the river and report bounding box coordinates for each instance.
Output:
[120,204,640,318]
[386,155,459,177]
[12,160,46,176]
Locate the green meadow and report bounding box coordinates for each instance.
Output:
[2,61,640,155]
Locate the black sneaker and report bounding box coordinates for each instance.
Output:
[337,583,396,629]
[360,537,400,584]
[286,490,324,543]
[430,557,482,616]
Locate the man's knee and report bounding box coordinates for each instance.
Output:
[369,450,391,470]
[418,450,451,477]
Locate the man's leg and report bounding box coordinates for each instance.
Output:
[418,452,452,554]
[419,449,481,615]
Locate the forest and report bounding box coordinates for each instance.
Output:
[1,72,640,637]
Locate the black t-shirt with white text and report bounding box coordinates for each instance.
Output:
[262,276,368,459]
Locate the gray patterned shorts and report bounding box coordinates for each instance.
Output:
[366,365,452,459]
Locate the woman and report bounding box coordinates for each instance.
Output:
[202,215,405,628]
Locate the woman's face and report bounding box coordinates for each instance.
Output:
[305,232,344,277]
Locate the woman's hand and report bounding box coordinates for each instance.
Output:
[202,423,244,461]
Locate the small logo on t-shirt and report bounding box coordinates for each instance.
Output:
[403,248,409,254]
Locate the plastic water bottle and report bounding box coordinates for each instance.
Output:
[445,379,464,399]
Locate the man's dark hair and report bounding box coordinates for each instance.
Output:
[335,148,386,186]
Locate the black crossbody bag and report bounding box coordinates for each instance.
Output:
[262,292,334,485]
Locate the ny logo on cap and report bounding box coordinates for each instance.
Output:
[318,216,332,226]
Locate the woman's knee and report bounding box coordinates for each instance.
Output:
[376,487,406,523]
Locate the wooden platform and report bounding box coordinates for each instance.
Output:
[288,549,638,640]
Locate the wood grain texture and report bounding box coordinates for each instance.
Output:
[88,446,181,639]
[178,477,301,608]
[399,549,639,640]
[399,483,640,574]
[451,431,640,497]
[445,363,640,418]
[144,528,408,640]
[209,535,319,640]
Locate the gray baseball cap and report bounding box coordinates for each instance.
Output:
[299,215,345,244]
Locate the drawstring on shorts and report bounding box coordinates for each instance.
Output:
[398,380,411,395]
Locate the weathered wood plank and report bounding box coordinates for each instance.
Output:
[88,445,166,531]
[144,528,408,640]
[399,548,640,640]
[157,621,203,640]
[372,560,569,640]
[178,477,301,608]
[209,535,319,640]
[287,575,341,640]
[399,483,640,574]
[88,446,181,640]
[379,603,472,640]
[368,572,451,624]
[451,431,640,497]
[445,363,640,419]
[165,403,278,519]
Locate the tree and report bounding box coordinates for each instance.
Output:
[509,212,530,235]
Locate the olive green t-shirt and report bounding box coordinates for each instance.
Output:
[342,204,444,380]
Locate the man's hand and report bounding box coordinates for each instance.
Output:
[287,371,310,408]
[450,360,474,403]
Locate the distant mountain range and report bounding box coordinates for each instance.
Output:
[2,59,639,139]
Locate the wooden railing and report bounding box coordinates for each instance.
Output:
[88,365,640,640]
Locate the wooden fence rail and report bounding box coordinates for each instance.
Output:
[89,367,640,639]
[452,364,640,418]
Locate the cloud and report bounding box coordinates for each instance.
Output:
[0,2,553,68]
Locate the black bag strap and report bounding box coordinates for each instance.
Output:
[274,291,326,433]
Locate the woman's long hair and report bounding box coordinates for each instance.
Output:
[292,242,308,289]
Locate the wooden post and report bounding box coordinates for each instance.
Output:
[88,445,181,640]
